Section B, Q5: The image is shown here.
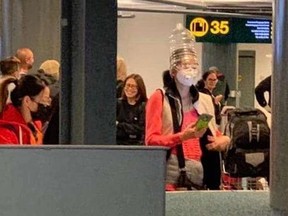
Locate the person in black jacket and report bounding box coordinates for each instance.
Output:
[37,59,60,144]
[116,73,147,145]
[43,93,59,144]
[197,70,222,125]
[209,66,230,107]
[255,75,271,113]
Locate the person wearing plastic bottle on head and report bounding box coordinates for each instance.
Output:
[145,23,230,190]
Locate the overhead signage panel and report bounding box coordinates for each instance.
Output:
[186,16,272,44]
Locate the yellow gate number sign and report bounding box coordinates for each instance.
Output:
[190,17,230,38]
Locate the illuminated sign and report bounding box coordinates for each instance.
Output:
[186,16,272,43]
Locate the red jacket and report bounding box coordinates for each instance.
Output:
[0,104,43,145]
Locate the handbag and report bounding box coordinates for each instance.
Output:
[177,170,204,190]
[167,96,204,190]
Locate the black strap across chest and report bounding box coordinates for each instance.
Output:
[167,96,185,169]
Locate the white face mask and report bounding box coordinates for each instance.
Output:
[176,68,199,86]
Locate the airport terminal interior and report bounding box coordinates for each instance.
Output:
[1,0,288,215]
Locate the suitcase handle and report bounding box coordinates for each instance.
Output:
[234,110,259,116]
[233,107,265,116]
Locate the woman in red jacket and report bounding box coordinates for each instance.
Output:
[0,74,51,144]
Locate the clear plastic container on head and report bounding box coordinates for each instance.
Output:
[169,23,199,73]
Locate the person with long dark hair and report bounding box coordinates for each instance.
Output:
[197,70,222,125]
[0,74,51,144]
[116,73,147,145]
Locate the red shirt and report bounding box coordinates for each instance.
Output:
[145,90,201,161]
[181,110,201,160]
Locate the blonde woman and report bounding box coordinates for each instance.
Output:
[116,56,127,98]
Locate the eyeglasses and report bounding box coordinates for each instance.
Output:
[31,97,52,106]
[125,83,138,90]
[207,78,217,82]
[176,62,199,70]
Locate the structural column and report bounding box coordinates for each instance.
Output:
[0,0,12,58]
[202,43,237,106]
[61,0,117,144]
[270,0,288,215]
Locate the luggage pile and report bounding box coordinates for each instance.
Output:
[221,107,270,190]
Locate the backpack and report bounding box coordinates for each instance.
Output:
[223,107,270,178]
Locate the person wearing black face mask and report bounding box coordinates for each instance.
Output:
[27,98,52,143]
[30,102,52,122]
[0,74,50,144]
